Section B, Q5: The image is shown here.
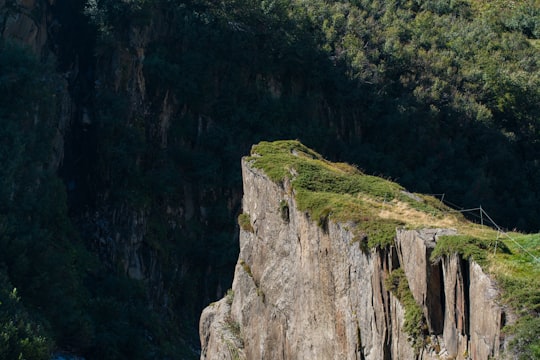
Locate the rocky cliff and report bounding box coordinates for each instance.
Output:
[1,0,51,55]
[2,0,539,357]
[200,141,511,360]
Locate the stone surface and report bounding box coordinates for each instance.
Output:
[1,0,49,55]
[200,159,511,360]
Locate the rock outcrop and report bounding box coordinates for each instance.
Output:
[1,0,71,171]
[0,0,51,55]
[200,155,509,360]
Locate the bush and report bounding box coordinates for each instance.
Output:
[384,268,427,352]
[0,272,52,360]
[238,213,254,233]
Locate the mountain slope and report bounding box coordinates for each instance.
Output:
[200,140,540,360]
[0,0,539,358]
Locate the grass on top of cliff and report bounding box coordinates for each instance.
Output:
[491,233,540,359]
[246,140,538,264]
[246,141,537,256]
[247,140,540,357]
[247,140,539,277]
[246,141,540,359]
[246,140,466,247]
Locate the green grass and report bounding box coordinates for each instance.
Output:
[494,234,540,279]
[247,140,540,358]
[247,140,323,183]
[237,213,254,233]
[384,268,427,353]
[431,232,540,358]
[247,140,439,244]
[248,141,401,198]
[491,234,540,359]
[430,235,507,266]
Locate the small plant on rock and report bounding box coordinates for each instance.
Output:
[238,213,254,233]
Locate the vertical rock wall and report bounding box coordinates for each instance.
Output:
[0,0,51,55]
[200,159,509,360]
[1,0,71,171]
[1,0,237,328]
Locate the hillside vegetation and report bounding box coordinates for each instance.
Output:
[86,0,540,231]
[0,0,539,358]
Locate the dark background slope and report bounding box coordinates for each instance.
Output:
[0,0,539,358]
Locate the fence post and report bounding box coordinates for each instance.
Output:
[480,205,483,226]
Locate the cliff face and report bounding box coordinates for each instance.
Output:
[1,0,70,168]
[200,157,508,360]
[1,2,241,351]
[0,0,51,55]
[2,1,536,357]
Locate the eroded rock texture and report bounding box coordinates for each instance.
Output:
[200,159,509,360]
[0,0,51,55]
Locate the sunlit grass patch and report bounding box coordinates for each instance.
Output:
[247,140,539,358]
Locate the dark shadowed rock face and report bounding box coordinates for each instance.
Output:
[0,0,51,55]
[200,159,508,360]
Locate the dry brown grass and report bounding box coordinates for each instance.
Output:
[360,194,500,240]
[366,196,456,228]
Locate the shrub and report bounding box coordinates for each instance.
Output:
[384,268,427,353]
[238,213,254,233]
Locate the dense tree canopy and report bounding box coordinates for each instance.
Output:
[1,0,539,358]
[86,0,540,229]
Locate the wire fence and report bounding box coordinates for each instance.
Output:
[425,193,540,264]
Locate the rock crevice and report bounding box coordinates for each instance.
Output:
[200,159,509,360]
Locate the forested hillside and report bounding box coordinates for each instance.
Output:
[85,0,540,229]
[0,0,539,359]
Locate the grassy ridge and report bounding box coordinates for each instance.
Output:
[248,140,445,246]
[492,234,540,359]
[247,140,539,358]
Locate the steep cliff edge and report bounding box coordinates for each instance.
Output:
[2,0,539,357]
[200,140,537,360]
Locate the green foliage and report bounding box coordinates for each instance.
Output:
[0,39,82,354]
[483,0,540,39]
[0,39,197,359]
[431,231,539,358]
[249,140,414,246]
[293,0,540,232]
[250,140,400,198]
[499,274,540,359]
[247,141,324,183]
[0,273,52,360]
[384,268,427,352]
[492,234,540,359]
[365,220,404,249]
[350,219,403,251]
[68,0,540,356]
[430,235,504,266]
[505,315,540,359]
[238,213,254,233]
[88,0,540,236]
[85,0,152,42]
[293,161,401,199]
